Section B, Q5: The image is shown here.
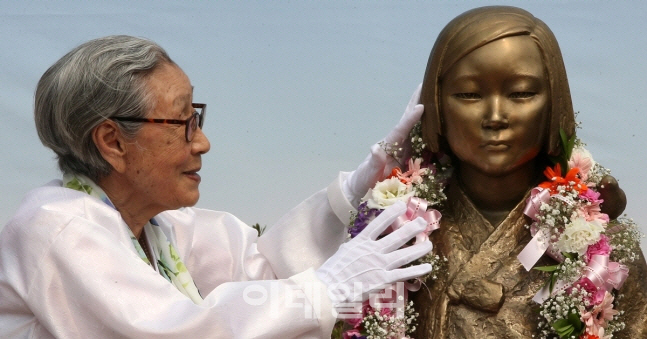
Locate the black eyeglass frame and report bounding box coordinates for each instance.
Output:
[111,103,206,142]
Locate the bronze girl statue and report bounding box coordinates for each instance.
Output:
[412,6,647,338]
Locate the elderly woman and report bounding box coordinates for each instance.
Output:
[0,35,432,338]
[408,6,647,338]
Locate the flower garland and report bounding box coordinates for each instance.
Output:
[335,123,641,339]
[518,132,641,339]
[338,122,452,339]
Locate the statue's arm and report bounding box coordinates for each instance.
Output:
[616,248,647,338]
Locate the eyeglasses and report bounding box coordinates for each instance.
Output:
[112,103,206,142]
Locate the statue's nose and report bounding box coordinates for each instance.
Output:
[481,96,509,130]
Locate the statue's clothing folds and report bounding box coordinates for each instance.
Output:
[413,180,647,338]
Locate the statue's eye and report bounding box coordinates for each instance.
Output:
[509,92,535,99]
[453,93,481,99]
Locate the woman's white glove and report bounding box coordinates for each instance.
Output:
[315,201,433,306]
[343,84,424,206]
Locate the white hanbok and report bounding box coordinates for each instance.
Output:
[0,173,352,338]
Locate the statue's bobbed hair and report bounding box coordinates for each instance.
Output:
[420,6,575,156]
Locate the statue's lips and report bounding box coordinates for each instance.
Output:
[481,141,509,151]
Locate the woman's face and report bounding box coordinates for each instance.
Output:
[440,35,549,177]
[122,63,210,211]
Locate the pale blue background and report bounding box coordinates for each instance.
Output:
[1,1,646,253]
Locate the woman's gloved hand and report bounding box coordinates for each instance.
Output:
[342,84,424,207]
[315,201,433,306]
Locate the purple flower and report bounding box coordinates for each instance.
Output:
[349,202,382,238]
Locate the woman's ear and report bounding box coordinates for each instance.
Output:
[92,120,128,174]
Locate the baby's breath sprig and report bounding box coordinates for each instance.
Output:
[536,288,587,339]
[348,210,358,229]
[409,122,427,158]
[412,253,448,282]
[607,216,643,264]
[535,192,578,243]
[408,122,452,207]
[557,257,586,287]
[379,141,404,160]
[412,171,448,207]
[586,163,612,187]
[361,301,418,339]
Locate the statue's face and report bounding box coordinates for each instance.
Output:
[440,35,549,177]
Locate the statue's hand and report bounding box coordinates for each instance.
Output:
[598,175,627,220]
[342,84,423,207]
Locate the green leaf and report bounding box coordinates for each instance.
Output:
[562,252,575,260]
[548,155,562,166]
[554,128,577,176]
[549,273,557,292]
[533,265,559,272]
[552,318,574,338]
[561,159,569,176]
[559,129,572,155]
[568,312,584,334]
[551,311,585,339]
[566,135,576,159]
[559,129,568,151]
[330,321,346,339]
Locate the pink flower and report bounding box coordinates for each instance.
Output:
[580,189,603,204]
[581,291,618,336]
[367,284,406,310]
[338,301,366,328]
[398,158,429,186]
[577,190,609,224]
[361,300,374,318]
[572,277,605,305]
[379,307,393,317]
[585,235,612,264]
[569,147,595,182]
[578,202,609,224]
[343,329,363,339]
[345,315,363,328]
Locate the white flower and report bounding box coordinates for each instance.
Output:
[365,177,414,209]
[556,217,604,255]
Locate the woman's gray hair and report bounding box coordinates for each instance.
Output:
[35,35,174,181]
